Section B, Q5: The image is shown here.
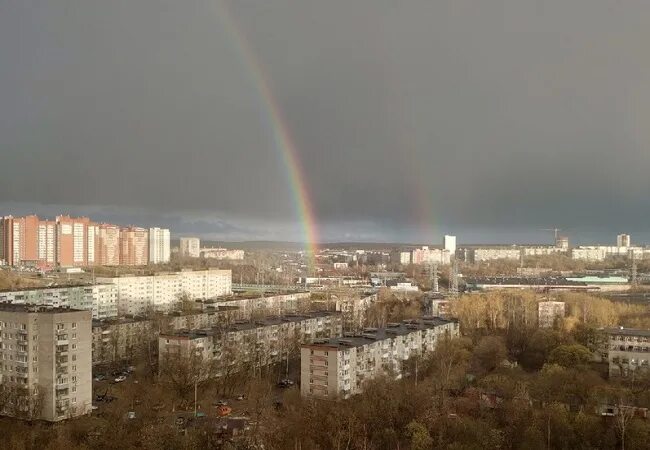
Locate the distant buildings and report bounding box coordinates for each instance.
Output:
[0,305,92,421]
[97,269,232,316]
[301,317,459,399]
[0,215,170,268]
[617,234,631,248]
[537,301,565,328]
[200,247,244,260]
[179,237,201,258]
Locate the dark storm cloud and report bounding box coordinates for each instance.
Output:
[1,0,650,243]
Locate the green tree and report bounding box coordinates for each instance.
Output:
[548,344,592,368]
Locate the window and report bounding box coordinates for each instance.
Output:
[72,323,77,329]
[71,344,77,350]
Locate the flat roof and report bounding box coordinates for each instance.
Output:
[0,304,86,314]
[604,327,650,337]
[160,311,341,339]
[303,317,457,349]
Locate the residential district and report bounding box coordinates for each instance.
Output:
[2,216,650,448]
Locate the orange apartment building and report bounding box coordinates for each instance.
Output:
[95,223,121,266]
[119,226,149,266]
[1,215,165,268]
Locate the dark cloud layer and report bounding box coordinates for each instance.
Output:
[1,0,650,243]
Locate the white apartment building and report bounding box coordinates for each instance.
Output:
[158,312,343,377]
[179,237,201,258]
[617,234,631,248]
[98,269,232,316]
[571,246,647,262]
[391,251,412,266]
[444,235,457,255]
[0,285,118,320]
[201,248,245,260]
[537,301,565,328]
[148,228,171,264]
[472,247,521,262]
[605,328,650,377]
[0,305,92,421]
[301,317,459,399]
[412,247,451,265]
[208,292,310,319]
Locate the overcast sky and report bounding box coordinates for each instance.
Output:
[2,0,650,244]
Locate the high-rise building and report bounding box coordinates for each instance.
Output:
[55,216,93,267]
[617,234,631,248]
[179,237,201,258]
[0,305,92,421]
[95,224,121,266]
[37,220,56,267]
[148,228,170,264]
[444,235,457,255]
[119,227,149,266]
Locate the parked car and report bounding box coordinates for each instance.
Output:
[94,374,106,382]
[278,379,294,388]
[114,375,127,383]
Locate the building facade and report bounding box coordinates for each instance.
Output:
[605,328,650,377]
[148,228,171,264]
[300,317,459,399]
[1,215,173,268]
[179,237,201,258]
[158,312,343,378]
[537,301,565,328]
[200,248,244,260]
[0,305,92,421]
[98,269,232,316]
[119,227,149,266]
[0,285,118,320]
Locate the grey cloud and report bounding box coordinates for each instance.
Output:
[1,0,650,244]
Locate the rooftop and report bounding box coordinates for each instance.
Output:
[304,317,457,349]
[0,304,86,314]
[160,311,341,339]
[604,327,650,338]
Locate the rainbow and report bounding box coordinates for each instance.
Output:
[215,1,319,266]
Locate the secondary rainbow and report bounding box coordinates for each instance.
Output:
[214,1,319,264]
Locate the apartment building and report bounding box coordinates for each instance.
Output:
[605,328,650,377]
[98,269,232,316]
[91,307,240,365]
[207,291,310,319]
[179,237,201,258]
[0,305,92,421]
[119,227,149,266]
[201,248,245,260]
[0,285,118,320]
[301,317,459,400]
[537,301,565,328]
[149,228,171,264]
[1,215,173,268]
[158,312,343,377]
